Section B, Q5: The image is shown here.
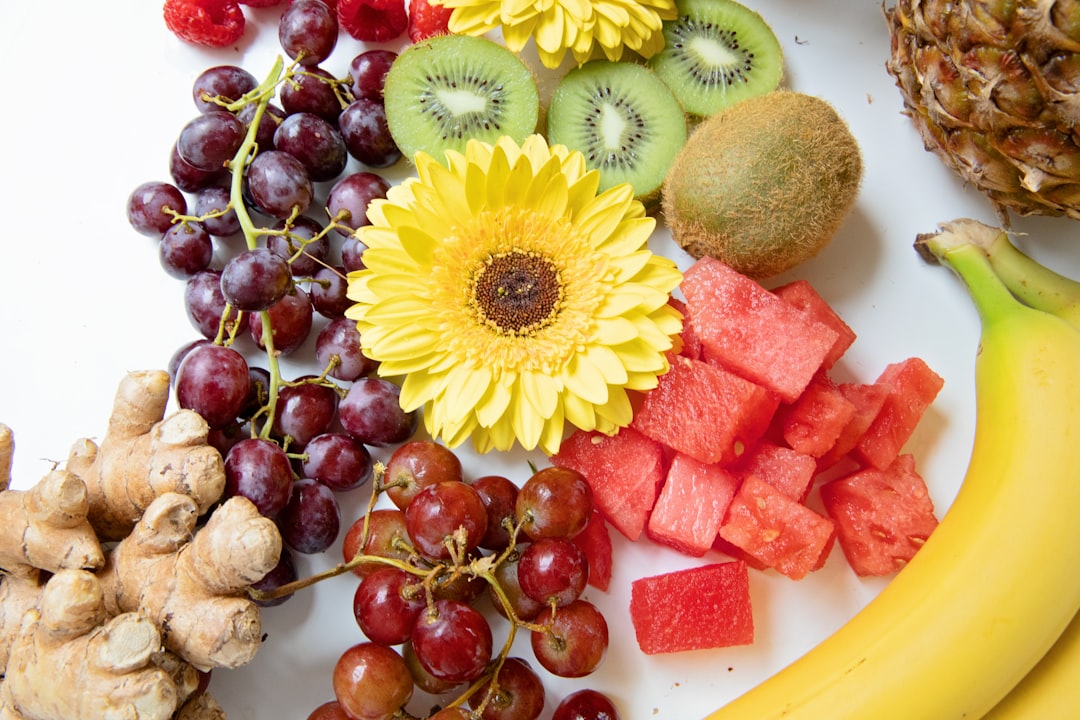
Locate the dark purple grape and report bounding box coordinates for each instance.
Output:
[175,344,250,429]
[348,49,397,101]
[352,567,426,645]
[207,421,247,459]
[160,221,214,279]
[553,689,621,720]
[309,266,353,319]
[249,286,314,355]
[271,377,338,448]
[193,185,241,237]
[340,237,366,272]
[274,112,347,182]
[220,247,293,311]
[279,0,338,66]
[339,99,401,168]
[470,474,519,551]
[280,66,342,124]
[326,172,390,235]
[277,478,341,554]
[337,377,418,446]
[245,150,314,218]
[193,65,258,113]
[301,432,373,492]
[264,215,330,277]
[315,317,375,381]
[240,365,272,421]
[223,437,295,517]
[184,270,234,339]
[170,142,226,192]
[167,338,212,383]
[237,101,286,151]
[411,599,493,683]
[176,110,247,172]
[127,181,186,236]
[250,546,298,607]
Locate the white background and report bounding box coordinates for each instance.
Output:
[2,1,1078,718]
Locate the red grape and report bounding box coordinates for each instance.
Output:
[332,642,413,720]
[306,700,351,720]
[348,49,396,101]
[160,221,214,279]
[250,546,298,607]
[338,377,418,446]
[221,247,293,312]
[411,599,493,683]
[192,65,257,113]
[467,656,545,720]
[326,171,389,235]
[516,466,593,540]
[176,110,247,172]
[315,317,376,379]
[245,149,314,219]
[271,378,338,448]
[274,112,348,182]
[352,567,426,645]
[342,508,413,578]
[339,99,401,168]
[531,600,608,678]
[470,474,518,551]
[280,66,341,123]
[383,440,463,510]
[249,286,315,356]
[223,437,295,517]
[264,215,330,277]
[279,0,339,67]
[404,481,487,560]
[517,537,589,608]
[193,185,241,237]
[127,181,186,236]
[277,478,341,553]
[175,343,250,429]
[552,689,621,720]
[488,549,544,622]
[301,432,373,492]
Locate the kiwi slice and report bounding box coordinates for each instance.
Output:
[546,60,687,205]
[648,0,783,117]
[383,35,540,161]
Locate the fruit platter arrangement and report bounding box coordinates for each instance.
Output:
[2,0,1080,719]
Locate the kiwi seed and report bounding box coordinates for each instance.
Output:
[383,35,540,161]
[546,60,687,207]
[648,0,783,117]
[662,90,863,280]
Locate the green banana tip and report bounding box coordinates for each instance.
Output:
[914,219,1007,266]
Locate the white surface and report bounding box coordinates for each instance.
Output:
[2,1,1079,719]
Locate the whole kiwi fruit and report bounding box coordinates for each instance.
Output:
[663,90,862,279]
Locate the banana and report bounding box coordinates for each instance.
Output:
[924,218,1080,327]
[982,610,1080,719]
[704,233,1080,720]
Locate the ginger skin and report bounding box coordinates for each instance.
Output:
[99,493,282,671]
[66,371,227,540]
[0,569,180,720]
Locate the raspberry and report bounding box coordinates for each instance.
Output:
[163,0,246,47]
[337,0,408,42]
[408,0,452,43]
[239,0,284,6]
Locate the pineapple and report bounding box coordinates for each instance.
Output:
[885,0,1080,222]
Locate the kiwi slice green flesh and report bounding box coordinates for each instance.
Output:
[648,0,783,117]
[383,35,540,161]
[546,60,687,202]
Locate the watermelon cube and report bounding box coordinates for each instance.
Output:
[733,442,817,503]
[630,560,754,655]
[668,296,704,360]
[775,373,857,458]
[647,453,741,557]
[681,257,839,403]
[550,427,665,541]
[572,510,613,591]
[816,381,892,470]
[854,358,945,470]
[820,454,939,576]
[718,475,836,580]
[772,279,857,370]
[631,353,778,466]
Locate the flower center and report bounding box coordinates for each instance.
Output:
[471,250,563,335]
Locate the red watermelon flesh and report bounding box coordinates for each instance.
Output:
[681,257,839,403]
[630,560,754,654]
[668,296,704,360]
[647,453,740,557]
[718,475,836,580]
[775,372,858,459]
[550,427,665,541]
[573,510,614,591]
[820,454,939,576]
[631,353,778,466]
[816,381,892,470]
[734,442,817,503]
[854,358,945,470]
[773,278,857,370]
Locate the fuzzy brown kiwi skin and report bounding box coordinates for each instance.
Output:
[662,90,863,279]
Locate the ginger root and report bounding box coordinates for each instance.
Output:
[66,371,226,540]
[0,569,180,720]
[100,492,282,671]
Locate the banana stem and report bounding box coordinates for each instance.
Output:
[917,231,1023,327]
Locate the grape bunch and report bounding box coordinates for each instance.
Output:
[296,443,620,720]
[124,2,622,717]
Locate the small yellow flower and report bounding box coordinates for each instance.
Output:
[433,0,677,68]
[346,134,682,454]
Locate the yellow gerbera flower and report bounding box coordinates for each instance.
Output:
[346,134,682,455]
[433,0,678,68]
